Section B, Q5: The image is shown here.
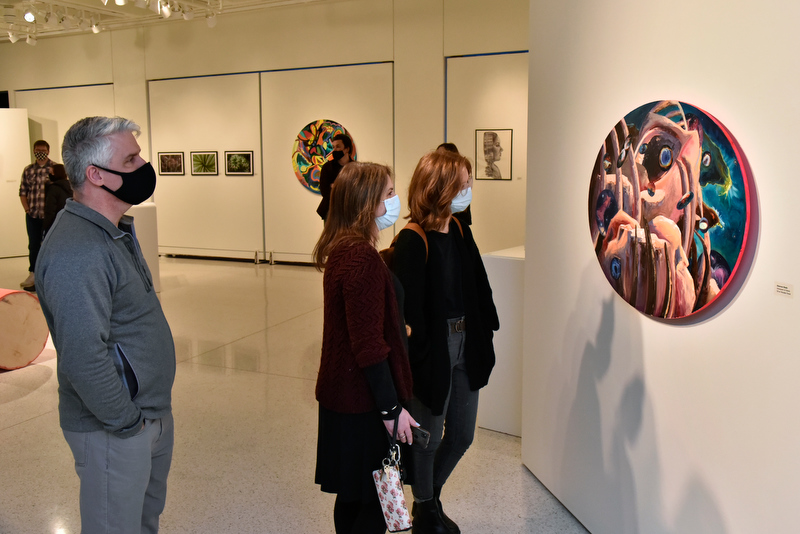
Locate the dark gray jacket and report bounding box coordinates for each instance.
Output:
[37,199,175,438]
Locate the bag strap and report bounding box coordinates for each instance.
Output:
[390,221,429,262]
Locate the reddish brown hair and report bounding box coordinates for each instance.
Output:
[313,161,392,270]
[407,150,468,231]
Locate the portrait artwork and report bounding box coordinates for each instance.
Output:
[588,100,753,319]
[475,129,511,180]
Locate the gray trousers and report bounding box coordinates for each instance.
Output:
[409,317,479,502]
[63,413,174,534]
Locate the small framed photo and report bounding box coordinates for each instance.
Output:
[224,151,254,176]
[191,151,218,176]
[475,129,512,180]
[157,152,184,175]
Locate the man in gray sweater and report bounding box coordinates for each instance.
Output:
[37,116,175,534]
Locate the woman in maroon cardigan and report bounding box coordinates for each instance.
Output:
[313,161,418,534]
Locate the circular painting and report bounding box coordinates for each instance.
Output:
[292,119,357,193]
[588,100,752,319]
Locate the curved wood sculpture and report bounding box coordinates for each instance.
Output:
[0,289,49,370]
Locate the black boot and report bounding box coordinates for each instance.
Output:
[411,498,450,534]
[433,487,460,534]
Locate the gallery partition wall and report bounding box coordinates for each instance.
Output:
[445,51,528,254]
[148,63,394,262]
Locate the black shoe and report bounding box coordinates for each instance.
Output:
[411,498,450,534]
[434,487,460,534]
[22,284,35,293]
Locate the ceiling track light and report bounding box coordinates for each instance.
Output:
[8,30,20,43]
[115,0,127,5]
[149,0,160,14]
[24,9,35,23]
[206,11,216,28]
[26,33,36,45]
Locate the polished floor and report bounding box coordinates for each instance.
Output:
[0,255,588,534]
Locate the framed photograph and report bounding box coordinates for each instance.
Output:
[225,151,254,176]
[475,129,512,180]
[190,151,218,176]
[157,152,184,175]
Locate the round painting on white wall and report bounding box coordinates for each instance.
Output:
[292,119,357,193]
[588,100,753,319]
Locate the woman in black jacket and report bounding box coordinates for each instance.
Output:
[43,163,73,234]
[391,150,499,534]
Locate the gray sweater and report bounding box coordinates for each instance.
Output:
[37,199,175,438]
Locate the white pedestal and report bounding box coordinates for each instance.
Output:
[125,202,161,293]
[478,246,524,437]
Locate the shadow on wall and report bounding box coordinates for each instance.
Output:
[552,263,728,534]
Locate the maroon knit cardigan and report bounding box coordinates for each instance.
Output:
[316,240,413,413]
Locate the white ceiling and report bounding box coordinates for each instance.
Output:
[3,0,329,43]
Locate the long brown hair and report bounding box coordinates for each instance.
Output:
[313,161,392,270]
[407,150,468,231]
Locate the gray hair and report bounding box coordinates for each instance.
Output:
[62,116,140,190]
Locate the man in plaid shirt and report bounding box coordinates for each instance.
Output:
[19,139,55,291]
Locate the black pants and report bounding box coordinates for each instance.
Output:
[26,214,44,273]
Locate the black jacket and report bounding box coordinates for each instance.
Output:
[44,179,74,233]
[392,218,499,415]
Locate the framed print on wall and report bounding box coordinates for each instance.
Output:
[191,151,218,176]
[225,151,254,175]
[475,129,512,180]
[158,152,184,175]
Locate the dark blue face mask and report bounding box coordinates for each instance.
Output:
[93,162,157,205]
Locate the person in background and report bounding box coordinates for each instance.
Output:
[313,161,417,534]
[43,163,73,235]
[36,116,175,534]
[18,139,55,291]
[316,133,353,222]
[392,150,499,534]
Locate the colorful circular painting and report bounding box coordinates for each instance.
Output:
[588,100,752,319]
[292,119,357,194]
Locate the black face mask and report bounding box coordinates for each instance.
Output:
[331,150,345,162]
[93,162,157,205]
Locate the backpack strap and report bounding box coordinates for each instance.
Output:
[391,222,428,262]
[452,216,463,237]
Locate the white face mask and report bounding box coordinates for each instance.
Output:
[450,187,472,214]
[376,194,401,231]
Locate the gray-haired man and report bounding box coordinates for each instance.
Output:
[37,116,175,533]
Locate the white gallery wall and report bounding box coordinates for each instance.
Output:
[0,109,32,258]
[523,1,800,533]
[0,0,529,262]
[261,63,395,262]
[446,52,528,253]
[149,74,264,259]
[14,85,116,165]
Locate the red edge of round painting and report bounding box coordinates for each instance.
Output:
[588,100,752,319]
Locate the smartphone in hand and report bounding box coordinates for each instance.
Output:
[411,426,431,449]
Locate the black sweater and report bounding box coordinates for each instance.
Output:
[392,218,499,415]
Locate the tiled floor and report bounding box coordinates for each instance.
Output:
[0,255,588,534]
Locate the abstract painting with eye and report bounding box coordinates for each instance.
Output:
[588,100,753,319]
